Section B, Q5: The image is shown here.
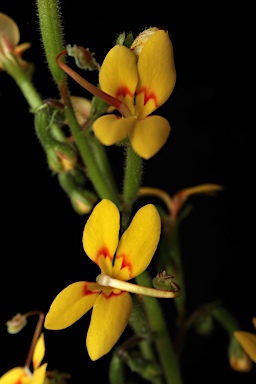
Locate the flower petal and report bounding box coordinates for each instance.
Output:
[114,204,161,280]
[32,364,47,384]
[82,199,120,274]
[128,115,171,159]
[135,30,176,119]
[86,291,132,360]
[234,331,256,363]
[44,282,100,330]
[32,334,45,369]
[70,96,91,126]
[99,45,138,114]
[0,367,30,384]
[93,114,136,146]
[0,13,20,49]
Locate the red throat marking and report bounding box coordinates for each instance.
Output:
[116,253,133,278]
[136,87,159,108]
[95,246,112,264]
[115,85,133,99]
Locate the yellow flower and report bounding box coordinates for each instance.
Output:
[93,28,176,159]
[45,199,180,361]
[0,13,31,70]
[234,317,256,364]
[0,334,47,384]
[56,28,176,160]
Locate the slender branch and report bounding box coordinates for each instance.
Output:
[36,0,66,85]
[24,312,45,368]
[136,271,183,384]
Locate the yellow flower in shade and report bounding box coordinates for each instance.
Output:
[0,13,31,70]
[0,334,47,384]
[56,28,176,159]
[234,317,256,364]
[93,28,176,159]
[45,199,181,361]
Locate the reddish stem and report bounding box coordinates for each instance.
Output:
[24,312,45,369]
[56,50,131,117]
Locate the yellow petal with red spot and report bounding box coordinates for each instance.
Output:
[86,291,132,360]
[99,45,138,114]
[82,199,120,270]
[45,282,100,330]
[128,115,171,159]
[32,363,47,384]
[93,114,136,146]
[135,29,176,119]
[0,13,20,49]
[0,367,30,384]
[114,204,161,280]
[234,331,256,363]
[32,334,45,369]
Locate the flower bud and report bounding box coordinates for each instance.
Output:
[229,336,253,372]
[67,44,100,71]
[6,313,27,334]
[71,191,96,214]
[58,172,97,214]
[54,143,77,171]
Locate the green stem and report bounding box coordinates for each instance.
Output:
[165,221,187,356]
[5,62,42,110]
[36,0,66,85]
[136,271,183,384]
[37,0,120,206]
[128,295,164,384]
[122,146,143,227]
[64,106,120,206]
[88,132,120,200]
[212,306,240,335]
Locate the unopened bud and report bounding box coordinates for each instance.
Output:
[58,172,97,215]
[67,44,100,71]
[71,190,97,214]
[55,145,77,171]
[6,313,27,334]
[229,336,253,372]
[46,147,64,173]
[48,142,77,173]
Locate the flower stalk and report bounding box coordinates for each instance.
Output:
[36,0,66,86]
[136,271,183,384]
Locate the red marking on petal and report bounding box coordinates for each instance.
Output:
[136,87,159,108]
[102,290,123,299]
[16,373,29,384]
[115,85,134,100]
[95,246,113,264]
[116,253,133,278]
[83,282,99,296]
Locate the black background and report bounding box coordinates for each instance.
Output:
[0,1,255,383]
